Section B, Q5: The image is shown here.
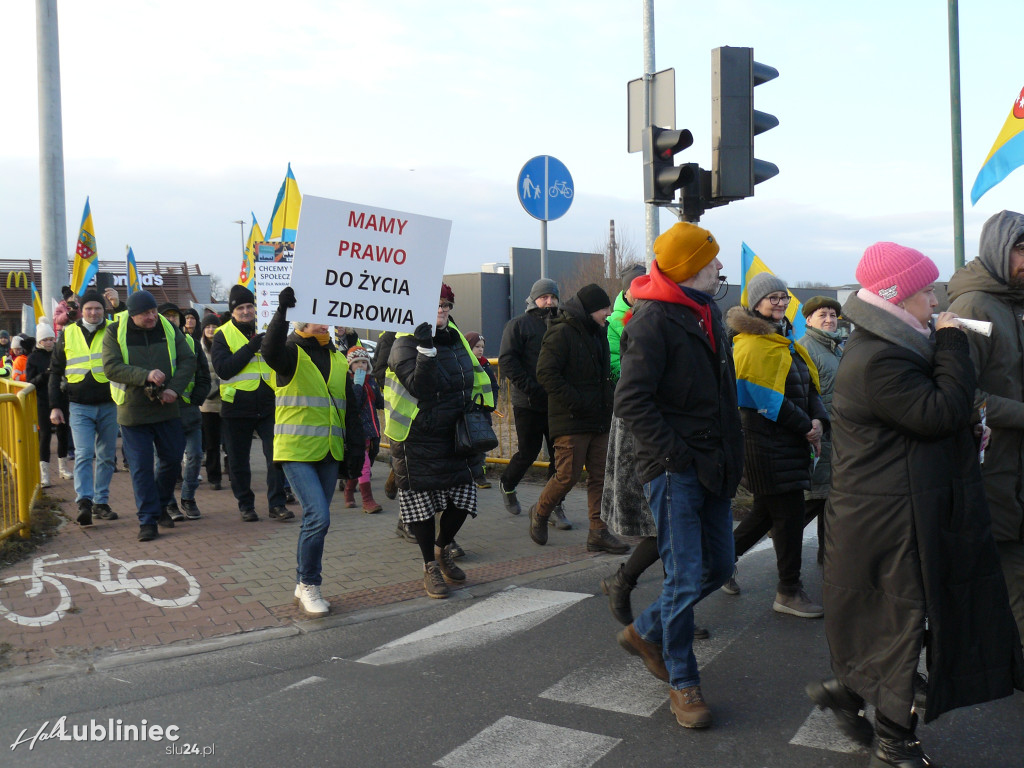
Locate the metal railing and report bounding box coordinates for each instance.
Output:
[0,379,39,541]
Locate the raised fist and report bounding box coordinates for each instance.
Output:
[278,286,297,309]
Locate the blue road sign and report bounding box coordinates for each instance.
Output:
[517,156,574,221]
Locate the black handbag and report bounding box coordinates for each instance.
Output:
[454,394,498,457]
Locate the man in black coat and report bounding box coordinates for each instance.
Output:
[528,284,628,555]
[497,278,561,520]
[614,222,743,729]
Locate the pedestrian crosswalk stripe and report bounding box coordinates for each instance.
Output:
[434,715,620,768]
[791,706,871,754]
[540,657,668,716]
[356,587,590,666]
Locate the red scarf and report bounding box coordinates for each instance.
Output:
[625,261,716,352]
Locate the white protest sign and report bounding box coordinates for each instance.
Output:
[290,196,452,333]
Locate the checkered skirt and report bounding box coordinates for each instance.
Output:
[398,483,477,523]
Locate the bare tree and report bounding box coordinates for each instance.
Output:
[209,274,230,302]
[567,223,646,300]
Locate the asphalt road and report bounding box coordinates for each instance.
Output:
[2,542,1021,768]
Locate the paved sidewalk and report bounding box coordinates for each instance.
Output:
[0,456,621,672]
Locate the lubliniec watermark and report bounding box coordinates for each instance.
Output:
[10,716,213,756]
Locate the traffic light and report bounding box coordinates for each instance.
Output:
[642,126,695,204]
[711,46,778,201]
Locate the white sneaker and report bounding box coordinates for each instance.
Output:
[39,462,51,488]
[58,457,73,480]
[293,583,330,617]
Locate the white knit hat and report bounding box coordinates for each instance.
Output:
[36,320,56,341]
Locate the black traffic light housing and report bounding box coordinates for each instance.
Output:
[711,46,778,201]
[642,127,695,204]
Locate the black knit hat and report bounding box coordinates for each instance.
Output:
[79,289,105,310]
[200,314,222,330]
[576,283,611,314]
[126,290,158,315]
[229,284,256,311]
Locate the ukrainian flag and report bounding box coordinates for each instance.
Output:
[740,242,805,339]
[971,86,1024,205]
[70,197,99,294]
[239,213,263,291]
[30,281,45,324]
[126,246,141,295]
[267,163,302,241]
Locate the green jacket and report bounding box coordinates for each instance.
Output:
[102,316,197,426]
[607,290,631,381]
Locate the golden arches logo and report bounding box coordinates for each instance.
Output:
[5,271,28,290]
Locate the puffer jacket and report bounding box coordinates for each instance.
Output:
[498,304,555,411]
[388,324,477,491]
[727,307,828,495]
[607,290,631,381]
[536,295,613,439]
[947,209,1024,544]
[797,325,843,498]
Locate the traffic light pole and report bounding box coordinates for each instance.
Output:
[642,0,657,264]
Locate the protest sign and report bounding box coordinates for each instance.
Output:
[255,241,294,329]
[289,196,452,333]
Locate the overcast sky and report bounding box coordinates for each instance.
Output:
[4,0,1024,294]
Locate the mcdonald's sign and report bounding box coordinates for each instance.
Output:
[5,271,29,290]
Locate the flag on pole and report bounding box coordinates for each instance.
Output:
[70,197,99,294]
[239,213,263,290]
[30,281,45,324]
[971,85,1024,205]
[740,242,805,339]
[126,246,141,295]
[267,163,302,241]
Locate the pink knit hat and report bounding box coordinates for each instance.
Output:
[856,242,939,304]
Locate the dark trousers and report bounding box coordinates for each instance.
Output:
[221,414,286,511]
[733,489,806,593]
[122,418,186,526]
[201,411,223,484]
[501,406,556,490]
[37,404,70,462]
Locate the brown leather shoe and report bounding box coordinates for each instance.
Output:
[669,685,712,729]
[617,623,669,682]
[528,504,549,545]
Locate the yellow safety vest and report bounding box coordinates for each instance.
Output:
[216,321,275,403]
[63,322,109,384]
[181,333,196,405]
[109,312,178,405]
[383,320,494,443]
[273,346,348,462]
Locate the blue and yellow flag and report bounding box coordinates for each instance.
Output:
[267,163,302,241]
[70,197,98,294]
[740,242,805,339]
[30,281,45,325]
[126,246,141,295]
[239,213,263,290]
[971,86,1024,205]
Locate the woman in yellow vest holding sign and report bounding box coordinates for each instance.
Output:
[385,284,494,599]
[261,286,364,617]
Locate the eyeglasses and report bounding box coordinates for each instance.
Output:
[438,302,454,310]
[766,294,791,305]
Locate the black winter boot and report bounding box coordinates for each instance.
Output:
[600,564,635,625]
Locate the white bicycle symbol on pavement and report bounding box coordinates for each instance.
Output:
[0,549,201,627]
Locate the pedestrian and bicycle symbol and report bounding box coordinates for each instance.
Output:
[0,549,201,627]
[517,155,574,221]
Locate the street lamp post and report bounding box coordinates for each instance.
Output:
[232,219,245,255]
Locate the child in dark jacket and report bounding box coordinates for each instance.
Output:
[343,346,383,513]
[465,332,498,489]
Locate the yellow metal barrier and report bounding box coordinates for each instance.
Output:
[0,379,40,541]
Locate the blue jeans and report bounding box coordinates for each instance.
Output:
[634,468,735,690]
[158,420,203,502]
[283,459,338,586]
[122,419,186,526]
[68,402,118,505]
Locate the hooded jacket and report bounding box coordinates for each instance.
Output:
[947,209,1024,544]
[613,262,744,496]
[536,295,613,439]
[498,303,555,411]
[825,291,1023,727]
[607,290,631,381]
[727,306,827,495]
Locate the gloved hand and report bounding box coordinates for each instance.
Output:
[248,332,266,350]
[413,322,433,348]
[278,286,296,309]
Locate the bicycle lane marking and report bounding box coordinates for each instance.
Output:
[0,549,202,628]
